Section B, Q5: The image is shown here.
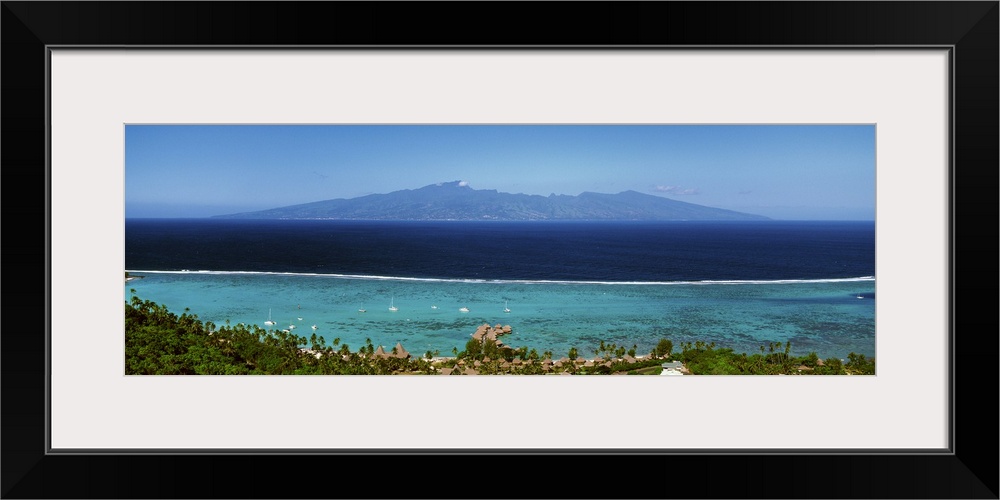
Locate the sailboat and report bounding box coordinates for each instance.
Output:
[389,297,398,312]
[503,300,511,313]
[264,309,276,326]
[459,306,470,313]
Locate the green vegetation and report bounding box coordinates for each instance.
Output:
[627,365,665,375]
[126,293,429,375]
[672,340,874,375]
[652,338,673,358]
[125,294,874,376]
[845,352,876,375]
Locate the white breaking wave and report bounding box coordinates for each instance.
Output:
[125,269,875,286]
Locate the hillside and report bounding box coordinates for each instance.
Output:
[213,181,770,221]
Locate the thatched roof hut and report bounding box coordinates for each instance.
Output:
[472,325,488,341]
[393,342,410,359]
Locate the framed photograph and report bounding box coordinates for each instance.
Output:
[4,2,996,498]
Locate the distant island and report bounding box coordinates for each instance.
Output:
[212,181,770,221]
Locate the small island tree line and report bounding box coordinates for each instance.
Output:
[125,292,875,376]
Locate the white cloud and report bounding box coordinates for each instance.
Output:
[654,185,699,195]
[458,180,469,187]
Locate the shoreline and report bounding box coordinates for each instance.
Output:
[128,294,874,375]
[426,354,655,364]
[402,352,677,375]
[121,274,875,361]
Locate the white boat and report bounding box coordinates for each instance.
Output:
[503,300,511,313]
[289,324,296,330]
[389,297,398,312]
[264,309,276,326]
[311,324,318,330]
[297,317,303,321]
[358,307,367,313]
[431,305,438,309]
[856,294,864,299]
[459,307,470,313]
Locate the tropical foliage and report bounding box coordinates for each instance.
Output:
[125,294,874,375]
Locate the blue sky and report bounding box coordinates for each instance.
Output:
[125,124,875,220]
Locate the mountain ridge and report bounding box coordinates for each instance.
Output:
[213,181,770,221]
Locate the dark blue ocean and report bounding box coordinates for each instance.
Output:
[125,219,876,360]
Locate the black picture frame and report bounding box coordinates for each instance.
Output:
[3,2,997,499]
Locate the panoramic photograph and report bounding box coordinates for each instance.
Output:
[124,124,876,375]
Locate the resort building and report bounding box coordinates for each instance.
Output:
[660,360,685,376]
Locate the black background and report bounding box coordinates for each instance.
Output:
[3,2,997,499]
